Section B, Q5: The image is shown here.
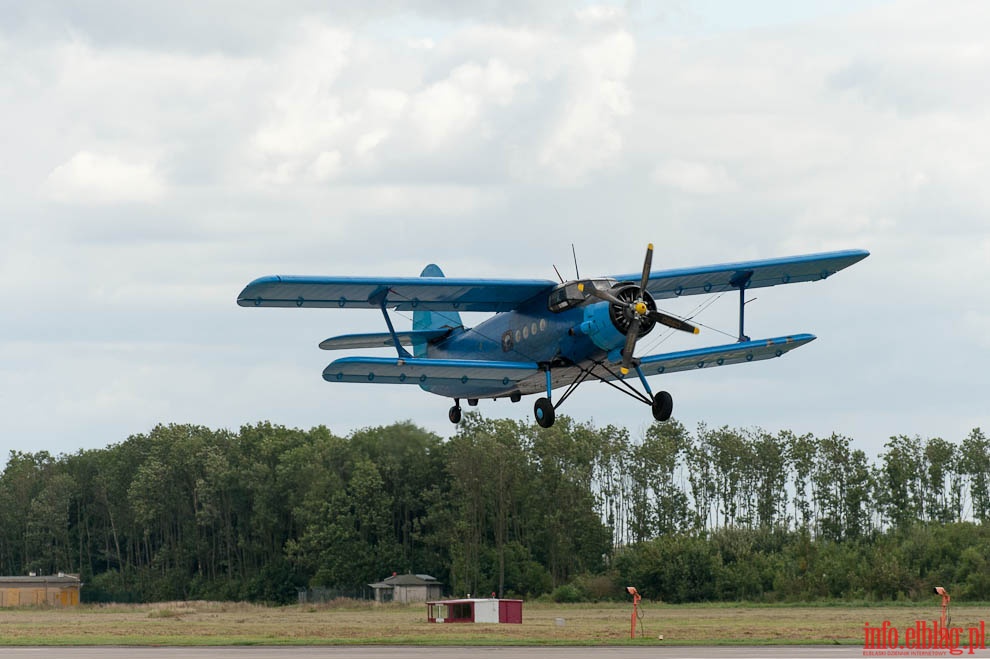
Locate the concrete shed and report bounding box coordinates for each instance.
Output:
[0,574,82,607]
[368,573,443,603]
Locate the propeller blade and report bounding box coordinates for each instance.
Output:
[639,243,654,294]
[579,281,626,306]
[649,311,700,334]
[620,316,641,375]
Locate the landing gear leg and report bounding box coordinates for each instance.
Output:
[651,391,673,422]
[448,399,462,424]
[534,397,555,428]
[534,368,557,428]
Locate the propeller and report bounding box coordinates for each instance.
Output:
[580,243,699,375]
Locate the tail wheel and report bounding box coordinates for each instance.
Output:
[534,397,556,428]
[652,391,673,421]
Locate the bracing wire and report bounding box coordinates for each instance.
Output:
[638,291,736,356]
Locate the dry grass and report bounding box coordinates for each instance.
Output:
[0,600,985,646]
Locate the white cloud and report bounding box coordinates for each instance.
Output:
[408,59,525,148]
[252,24,355,160]
[576,5,626,26]
[652,159,737,195]
[407,38,435,50]
[535,30,635,185]
[46,151,165,204]
[311,150,342,181]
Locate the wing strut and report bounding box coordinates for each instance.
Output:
[729,270,754,342]
[634,364,654,397]
[369,287,412,359]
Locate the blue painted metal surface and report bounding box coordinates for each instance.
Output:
[323,356,539,397]
[237,275,556,312]
[636,334,816,376]
[319,330,449,351]
[413,264,464,357]
[611,249,869,299]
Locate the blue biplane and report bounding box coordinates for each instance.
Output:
[237,246,868,428]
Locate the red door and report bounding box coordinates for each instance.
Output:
[498,600,522,624]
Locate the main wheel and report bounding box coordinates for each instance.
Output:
[534,397,555,428]
[651,391,673,422]
[448,405,462,424]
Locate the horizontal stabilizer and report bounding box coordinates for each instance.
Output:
[635,334,816,376]
[319,329,450,351]
[323,356,540,387]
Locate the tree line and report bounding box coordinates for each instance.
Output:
[0,416,986,603]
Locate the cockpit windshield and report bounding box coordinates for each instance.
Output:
[547,278,616,313]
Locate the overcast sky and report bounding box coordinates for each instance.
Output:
[2,0,987,466]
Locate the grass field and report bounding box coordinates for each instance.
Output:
[0,600,986,646]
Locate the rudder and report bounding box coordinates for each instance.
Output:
[412,264,463,357]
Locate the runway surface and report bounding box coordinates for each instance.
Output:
[0,646,870,658]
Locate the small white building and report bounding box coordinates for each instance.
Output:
[427,598,523,624]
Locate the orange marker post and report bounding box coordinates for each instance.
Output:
[626,586,641,639]
[934,587,950,628]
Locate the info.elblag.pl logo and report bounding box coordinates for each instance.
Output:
[863,620,987,656]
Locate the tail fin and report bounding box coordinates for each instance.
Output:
[412,264,463,357]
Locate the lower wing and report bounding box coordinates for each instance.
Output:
[515,334,816,393]
[322,356,540,389]
[632,333,816,377]
[319,334,814,396]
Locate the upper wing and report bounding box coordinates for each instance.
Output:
[610,249,869,300]
[237,275,556,312]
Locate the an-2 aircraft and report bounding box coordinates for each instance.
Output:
[237,246,868,428]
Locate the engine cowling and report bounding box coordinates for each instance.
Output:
[575,284,658,352]
[608,284,658,337]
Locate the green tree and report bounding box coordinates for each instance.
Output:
[629,420,691,538]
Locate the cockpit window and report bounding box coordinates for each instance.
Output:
[547,278,615,313]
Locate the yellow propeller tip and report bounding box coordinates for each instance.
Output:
[693,327,700,334]
[647,243,654,250]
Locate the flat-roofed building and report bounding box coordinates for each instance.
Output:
[0,574,82,607]
[427,598,523,624]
